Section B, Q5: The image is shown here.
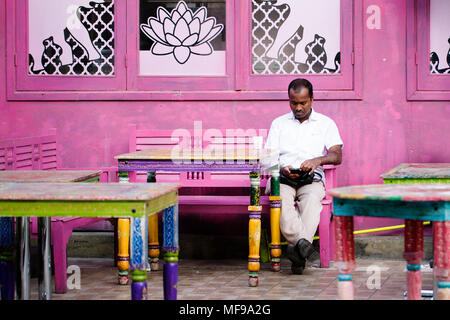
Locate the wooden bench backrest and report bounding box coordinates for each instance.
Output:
[129,125,269,186]
[0,129,59,171]
[129,125,193,183]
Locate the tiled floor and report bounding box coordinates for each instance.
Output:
[28,257,435,300]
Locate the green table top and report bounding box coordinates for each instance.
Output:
[380,163,450,180]
[0,170,102,183]
[0,182,181,218]
[328,183,450,202]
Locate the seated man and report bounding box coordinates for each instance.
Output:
[265,78,343,274]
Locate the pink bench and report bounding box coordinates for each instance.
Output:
[0,129,60,171]
[127,125,337,268]
[0,131,117,294]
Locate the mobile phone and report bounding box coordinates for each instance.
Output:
[289,168,302,174]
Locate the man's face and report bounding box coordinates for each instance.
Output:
[289,87,313,122]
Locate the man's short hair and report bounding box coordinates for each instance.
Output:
[288,78,313,99]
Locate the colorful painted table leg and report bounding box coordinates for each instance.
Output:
[147,172,160,271]
[37,217,51,300]
[130,214,149,300]
[0,217,15,300]
[162,204,179,300]
[433,221,450,300]
[403,219,424,300]
[117,171,130,285]
[117,218,130,285]
[334,215,356,300]
[269,168,281,272]
[148,214,160,271]
[248,171,261,287]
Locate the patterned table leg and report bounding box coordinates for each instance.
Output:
[130,214,149,300]
[433,221,449,300]
[269,167,281,272]
[248,171,261,287]
[0,217,15,300]
[147,172,160,271]
[117,171,130,285]
[403,219,424,300]
[163,204,179,300]
[148,214,160,271]
[117,218,130,285]
[334,215,356,300]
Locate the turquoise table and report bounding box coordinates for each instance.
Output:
[381,163,450,298]
[0,181,180,300]
[328,184,450,300]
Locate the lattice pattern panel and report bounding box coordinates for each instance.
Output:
[252,0,340,75]
[28,1,114,76]
[430,50,450,74]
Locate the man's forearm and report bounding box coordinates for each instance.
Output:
[299,147,342,173]
[315,151,342,166]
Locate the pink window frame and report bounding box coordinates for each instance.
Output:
[236,0,362,100]
[5,0,362,101]
[6,0,127,94]
[406,0,450,100]
[126,0,236,91]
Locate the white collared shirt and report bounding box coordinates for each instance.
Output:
[264,109,343,184]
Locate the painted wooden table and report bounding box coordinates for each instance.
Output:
[328,184,450,300]
[381,163,450,184]
[115,148,279,287]
[0,170,101,300]
[0,181,181,300]
[381,163,450,298]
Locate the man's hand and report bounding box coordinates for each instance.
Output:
[281,166,300,179]
[300,145,343,175]
[300,158,322,175]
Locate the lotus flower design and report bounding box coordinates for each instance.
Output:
[140,1,224,64]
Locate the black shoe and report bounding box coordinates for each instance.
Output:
[286,244,305,274]
[297,238,320,266]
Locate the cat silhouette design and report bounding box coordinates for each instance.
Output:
[28,0,101,71]
[265,0,339,70]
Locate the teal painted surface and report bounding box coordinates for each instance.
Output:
[438,281,450,289]
[333,198,449,221]
[406,264,421,271]
[337,274,353,281]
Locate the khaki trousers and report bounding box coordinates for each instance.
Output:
[279,181,325,245]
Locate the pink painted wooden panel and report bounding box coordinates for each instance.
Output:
[126,0,236,91]
[11,0,127,91]
[0,129,59,170]
[416,0,449,92]
[237,0,361,95]
[406,0,450,100]
[6,0,363,100]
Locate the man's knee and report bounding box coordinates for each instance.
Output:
[297,182,325,200]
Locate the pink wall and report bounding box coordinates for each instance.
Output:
[1,0,449,233]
